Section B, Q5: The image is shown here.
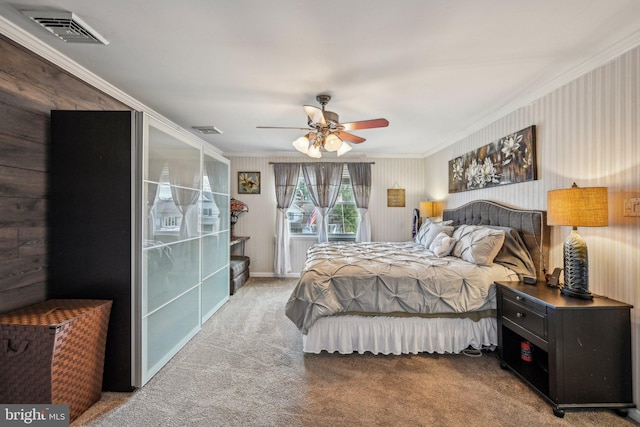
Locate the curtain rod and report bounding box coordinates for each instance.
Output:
[268,161,375,165]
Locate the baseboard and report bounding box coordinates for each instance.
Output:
[628,408,640,423]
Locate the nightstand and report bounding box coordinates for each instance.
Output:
[495,281,635,418]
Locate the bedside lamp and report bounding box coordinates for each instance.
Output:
[419,201,436,229]
[547,183,608,299]
[420,201,436,218]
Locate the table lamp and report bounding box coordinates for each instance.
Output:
[420,201,436,218]
[419,201,436,229]
[547,183,608,299]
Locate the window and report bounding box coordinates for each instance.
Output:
[287,165,359,238]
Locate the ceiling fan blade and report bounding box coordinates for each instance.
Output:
[256,126,313,130]
[303,105,326,126]
[339,118,389,131]
[336,131,366,144]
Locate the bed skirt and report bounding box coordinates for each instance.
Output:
[302,315,497,355]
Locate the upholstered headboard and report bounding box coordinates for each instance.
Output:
[442,200,550,279]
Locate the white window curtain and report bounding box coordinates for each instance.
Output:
[168,159,201,239]
[274,163,300,275]
[301,163,344,243]
[347,163,372,242]
[146,160,166,240]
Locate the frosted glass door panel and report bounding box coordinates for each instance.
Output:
[202,269,229,322]
[146,126,200,186]
[143,238,200,314]
[213,194,229,233]
[204,154,229,194]
[199,193,228,235]
[202,231,229,278]
[201,192,221,234]
[145,182,201,242]
[144,287,200,381]
[142,183,158,243]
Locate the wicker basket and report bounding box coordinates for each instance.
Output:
[0,299,112,422]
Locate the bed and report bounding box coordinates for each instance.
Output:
[285,200,549,355]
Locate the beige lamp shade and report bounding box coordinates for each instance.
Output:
[419,201,436,218]
[547,183,608,227]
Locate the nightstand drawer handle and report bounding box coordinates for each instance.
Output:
[517,312,525,318]
[516,296,524,301]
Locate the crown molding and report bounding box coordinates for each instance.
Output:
[222,150,424,159]
[0,15,223,155]
[422,29,640,158]
[3,13,638,161]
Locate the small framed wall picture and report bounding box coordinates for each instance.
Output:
[238,171,261,194]
[387,188,405,207]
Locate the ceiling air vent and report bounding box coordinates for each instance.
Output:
[21,11,109,45]
[192,126,223,135]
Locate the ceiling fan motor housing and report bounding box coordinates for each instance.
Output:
[323,111,339,126]
[307,110,339,128]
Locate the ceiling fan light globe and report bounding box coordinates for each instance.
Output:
[292,135,310,153]
[324,133,342,152]
[307,144,322,158]
[337,142,352,156]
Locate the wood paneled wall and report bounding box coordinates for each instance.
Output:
[0,35,131,312]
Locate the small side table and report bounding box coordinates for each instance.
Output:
[229,236,251,256]
[229,236,250,295]
[230,236,250,256]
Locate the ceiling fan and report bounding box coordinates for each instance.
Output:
[257,94,389,158]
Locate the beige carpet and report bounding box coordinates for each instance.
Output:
[73,278,637,427]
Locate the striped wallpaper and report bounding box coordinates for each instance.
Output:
[425,45,639,410]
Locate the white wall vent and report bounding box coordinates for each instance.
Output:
[21,11,109,45]
[192,126,223,135]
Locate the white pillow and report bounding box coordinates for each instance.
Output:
[452,225,506,265]
[414,220,432,244]
[416,220,453,248]
[429,232,457,257]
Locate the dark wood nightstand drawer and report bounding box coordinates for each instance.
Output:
[501,297,546,340]
[500,287,546,313]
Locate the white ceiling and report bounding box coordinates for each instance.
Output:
[1,0,640,158]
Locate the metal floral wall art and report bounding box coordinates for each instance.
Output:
[448,125,536,193]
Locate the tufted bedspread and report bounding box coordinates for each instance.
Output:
[285,241,520,334]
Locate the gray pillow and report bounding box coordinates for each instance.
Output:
[414,221,431,244]
[452,225,506,265]
[415,219,453,247]
[486,225,537,278]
